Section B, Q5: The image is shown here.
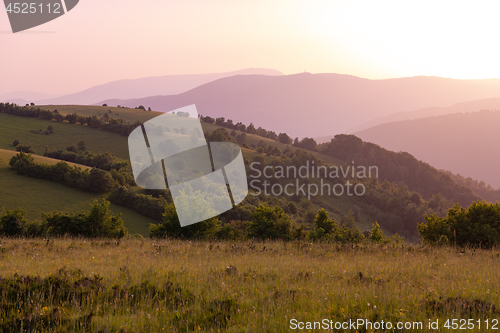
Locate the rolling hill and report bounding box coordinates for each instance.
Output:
[97,73,500,138]
[354,110,500,188]
[1,103,494,239]
[0,112,130,159]
[0,149,154,235]
[32,68,283,105]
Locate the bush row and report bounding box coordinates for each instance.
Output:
[0,199,126,238]
[149,204,392,244]
[44,148,135,186]
[108,186,168,221]
[0,102,142,136]
[10,152,115,194]
[418,201,500,248]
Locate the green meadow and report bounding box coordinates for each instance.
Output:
[0,150,153,235]
[0,239,498,332]
[0,112,130,159]
[36,105,344,165]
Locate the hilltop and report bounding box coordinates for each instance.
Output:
[31,68,283,105]
[97,73,500,138]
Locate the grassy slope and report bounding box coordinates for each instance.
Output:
[39,104,160,124]
[37,105,344,165]
[1,105,362,233]
[0,150,153,235]
[0,112,130,159]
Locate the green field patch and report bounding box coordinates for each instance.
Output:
[0,150,153,235]
[0,113,130,159]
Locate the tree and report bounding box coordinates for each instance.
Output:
[247,205,293,240]
[86,199,126,238]
[77,140,87,151]
[308,208,338,241]
[369,222,384,243]
[102,103,108,107]
[295,137,318,151]
[267,131,278,141]
[270,146,282,156]
[313,208,337,234]
[42,199,126,238]
[87,168,115,193]
[0,208,27,236]
[418,201,500,248]
[278,133,292,145]
[15,144,34,154]
[246,123,257,134]
[46,125,54,134]
[65,113,79,124]
[202,116,215,124]
[149,201,220,239]
[12,139,20,147]
[236,132,247,144]
[206,128,231,142]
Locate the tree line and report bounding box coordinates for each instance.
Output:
[418,201,500,248]
[0,103,142,137]
[44,146,135,186]
[10,152,115,194]
[0,199,126,238]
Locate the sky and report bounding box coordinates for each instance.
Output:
[2,0,500,96]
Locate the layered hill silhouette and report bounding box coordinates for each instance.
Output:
[0,91,55,105]
[34,68,282,105]
[97,73,500,138]
[345,96,500,134]
[354,110,500,188]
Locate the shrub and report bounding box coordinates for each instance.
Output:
[149,203,220,240]
[308,208,365,243]
[15,144,35,154]
[0,208,27,236]
[108,186,167,221]
[247,205,293,240]
[9,152,117,194]
[86,168,116,193]
[418,201,500,248]
[369,222,384,243]
[43,199,126,238]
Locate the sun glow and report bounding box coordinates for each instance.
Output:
[295,0,500,79]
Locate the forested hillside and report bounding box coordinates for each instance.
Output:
[0,103,488,241]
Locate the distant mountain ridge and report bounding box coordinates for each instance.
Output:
[98,73,500,138]
[346,96,500,134]
[354,110,500,188]
[34,68,283,105]
[0,91,56,105]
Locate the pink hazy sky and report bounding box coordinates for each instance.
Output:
[2,0,500,95]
